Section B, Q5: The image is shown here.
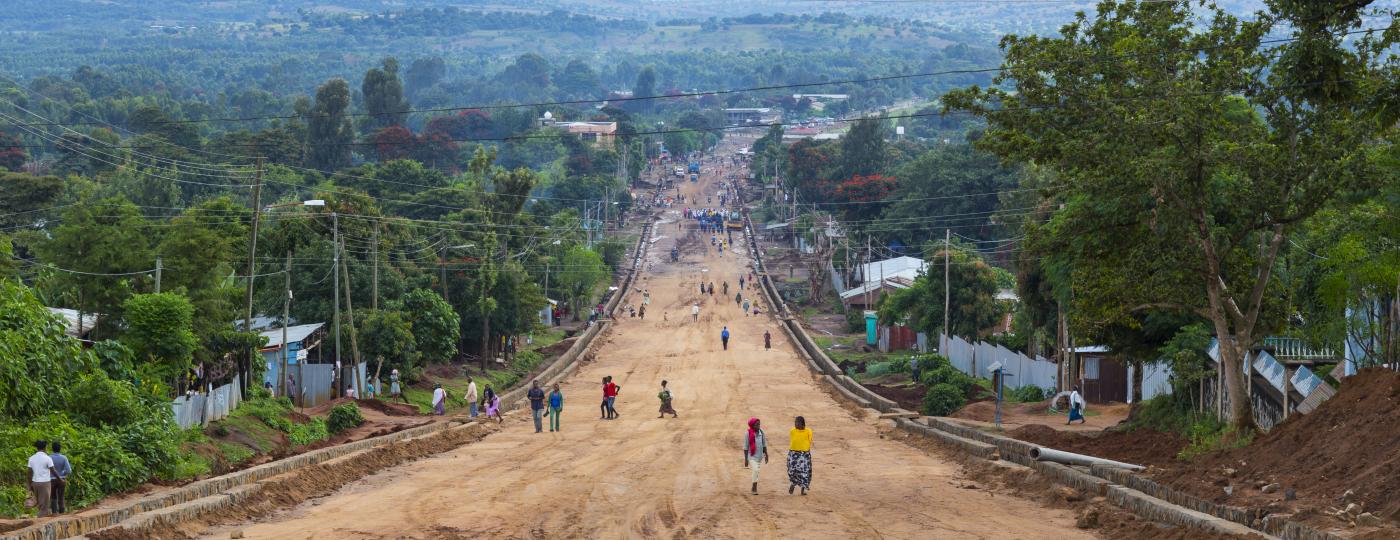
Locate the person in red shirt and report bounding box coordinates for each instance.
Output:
[601,376,622,420]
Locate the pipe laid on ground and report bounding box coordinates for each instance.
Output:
[1029,447,1145,472]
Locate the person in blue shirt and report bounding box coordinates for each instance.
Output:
[547,384,564,432]
[49,441,71,514]
[721,326,730,350]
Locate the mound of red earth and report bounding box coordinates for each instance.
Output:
[1009,424,1187,469]
[1152,368,1400,531]
[355,398,420,417]
[867,383,926,412]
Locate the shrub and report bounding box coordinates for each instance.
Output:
[844,308,865,333]
[923,383,966,416]
[923,365,974,395]
[1008,385,1047,403]
[288,417,329,447]
[914,354,951,373]
[327,403,364,434]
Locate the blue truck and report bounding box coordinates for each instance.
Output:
[688,162,701,174]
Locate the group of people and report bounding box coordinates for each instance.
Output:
[26,440,71,517]
[743,416,814,496]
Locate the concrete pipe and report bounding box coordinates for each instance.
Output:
[1029,447,1145,472]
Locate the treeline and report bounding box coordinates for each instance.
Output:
[304,8,649,35]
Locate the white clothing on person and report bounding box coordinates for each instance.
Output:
[432,388,447,407]
[28,451,54,482]
[1069,390,1086,410]
[465,381,479,404]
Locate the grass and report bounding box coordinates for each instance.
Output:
[405,335,565,413]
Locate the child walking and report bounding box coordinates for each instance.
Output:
[657,380,678,418]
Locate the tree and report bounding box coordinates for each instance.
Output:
[0,131,25,171]
[357,309,419,375]
[369,125,419,162]
[943,1,1395,431]
[0,172,63,229]
[556,246,607,321]
[838,117,887,179]
[306,78,354,170]
[878,245,1004,339]
[35,196,154,338]
[630,65,657,113]
[405,57,445,99]
[557,59,602,99]
[361,58,409,133]
[881,144,1020,243]
[121,293,197,383]
[401,289,460,363]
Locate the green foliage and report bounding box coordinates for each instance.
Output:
[232,395,294,433]
[845,308,866,333]
[358,309,420,374]
[120,293,197,382]
[879,246,1004,339]
[327,403,364,434]
[402,289,461,364]
[1007,385,1047,403]
[557,246,608,319]
[922,383,966,416]
[922,365,975,397]
[288,417,330,447]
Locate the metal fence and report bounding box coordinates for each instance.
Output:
[170,375,243,429]
[939,334,1057,391]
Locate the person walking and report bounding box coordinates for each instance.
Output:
[27,440,56,517]
[743,298,750,314]
[692,303,701,322]
[547,383,564,432]
[708,282,715,296]
[484,385,503,423]
[604,376,621,419]
[739,276,745,290]
[657,380,679,418]
[1067,386,1087,425]
[742,418,769,495]
[721,326,730,350]
[465,376,479,418]
[528,380,547,433]
[722,281,729,295]
[787,416,813,495]
[48,442,71,514]
[735,292,742,306]
[431,383,448,416]
[764,330,772,350]
[638,304,646,320]
[389,369,407,404]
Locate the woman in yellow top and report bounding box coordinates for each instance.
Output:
[787,416,813,495]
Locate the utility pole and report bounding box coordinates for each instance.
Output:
[332,211,341,398]
[371,224,380,310]
[281,252,291,399]
[340,242,364,398]
[439,244,449,304]
[943,229,951,341]
[241,157,265,393]
[154,256,162,293]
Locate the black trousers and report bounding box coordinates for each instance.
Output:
[50,478,66,514]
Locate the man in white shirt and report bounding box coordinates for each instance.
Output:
[465,376,479,418]
[27,440,56,517]
[432,383,448,415]
[692,303,701,321]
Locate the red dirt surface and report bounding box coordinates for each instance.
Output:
[354,398,420,417]
[1009,424,1188,469]
[867,383,926,411]
[1152,368,1400,533]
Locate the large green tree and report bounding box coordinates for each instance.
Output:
[877,246,1005,338]
[557,246,607,321]
[361,58,410,133]
[944,0,1396,431]
[306,78,354,170]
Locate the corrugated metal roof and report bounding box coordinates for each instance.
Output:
[259,323,324,349]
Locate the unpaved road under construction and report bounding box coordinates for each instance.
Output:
[202,146,1092,540]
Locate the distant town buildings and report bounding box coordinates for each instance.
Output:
[538,111,617,148]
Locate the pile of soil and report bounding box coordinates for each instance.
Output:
[1009,425,1188,468]
[950,401,1040,422]
[867,383,926,412]
[1153,368,1400,528]
[355,398,420,417]
[536,337,578,356]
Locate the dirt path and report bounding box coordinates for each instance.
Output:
[199,149,1093,539]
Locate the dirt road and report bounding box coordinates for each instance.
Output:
[202,147,1092,539]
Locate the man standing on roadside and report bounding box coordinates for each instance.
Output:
[48,442,71,515]
[465,376,479,418]
[528,380,547,433]
[27,440,56,517]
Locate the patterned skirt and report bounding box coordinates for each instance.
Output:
[659,399,677,415]
[787,450,812,488]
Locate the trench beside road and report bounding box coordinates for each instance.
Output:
[196,148,1094,539]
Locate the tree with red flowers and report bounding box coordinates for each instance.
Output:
[0,132,26,172]
[833,174,897,221]
[369,125,419,162]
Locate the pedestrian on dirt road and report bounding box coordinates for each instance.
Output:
[742,418,769,495]
[658,380,679,418]
[484,385,502,423]
[639,304,646,320]
[721,326,731,350]
[389,369,404,403]
[547,383,564,432]
[27,440,56,517]
[48,441,71,514]
[699,282,706,295]
[743,298,751,314]
[723,281,729,295]
[1068,386,1087,425]
[739,277,745,290]
[708,282,715,296]
[465,376,479,418]
[528,380,547,433]
[735,292,743,306]
[432,383,448,415]
[692,303,700,321]
[787,417,813,495]
[603,376,622,419]
[764,330,772,349]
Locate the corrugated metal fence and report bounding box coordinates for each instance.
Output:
[171,376,243,428]
[939,334,1057,391]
